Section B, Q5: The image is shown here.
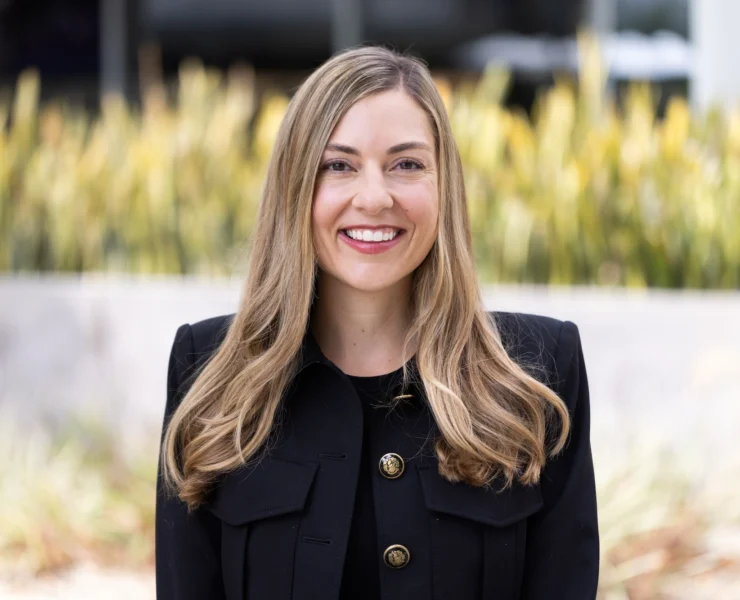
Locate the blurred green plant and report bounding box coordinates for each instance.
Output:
[1,34,739,287]
[594,440,740,598]
[0,412,157,579]
[1,416,738,598]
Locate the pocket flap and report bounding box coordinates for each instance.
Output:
[206,456,319,526]
[416,464,543,527]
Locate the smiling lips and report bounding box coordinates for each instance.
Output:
[343,227,402,242]
[339,229,406,254]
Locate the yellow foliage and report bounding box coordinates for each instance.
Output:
[1,38,739,288]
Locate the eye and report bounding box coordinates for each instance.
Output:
[321,160,352,172]
[395,159,424,171]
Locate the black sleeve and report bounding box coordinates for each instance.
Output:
[155,323,226,600]
[520,320,600,599]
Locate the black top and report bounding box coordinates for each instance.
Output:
[338,361,410,600]
[156,313,600,600]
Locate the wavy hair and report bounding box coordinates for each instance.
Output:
[161,45,571,511]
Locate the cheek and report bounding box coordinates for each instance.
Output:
[312,183,346,228]
[311,188,346,269]
[311,188,336,237]
[398,181,438,228]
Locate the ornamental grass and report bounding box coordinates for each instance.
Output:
[1,415,738,598]
[1,35,738,287]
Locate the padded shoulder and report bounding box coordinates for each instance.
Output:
[488,310,567,390]
[490,310,562,350]
[184,310,575,394]
[189,313,236,370]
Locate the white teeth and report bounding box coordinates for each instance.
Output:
[345,229,401,242]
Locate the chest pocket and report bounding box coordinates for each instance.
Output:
[416,464,543,600]
[205,456,319,600]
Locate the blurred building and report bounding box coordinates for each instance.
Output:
[691,0,740,112]
[0,0,101,106]
[1,0,734,114]
[0,0,582,111]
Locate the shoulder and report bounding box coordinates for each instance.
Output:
[489,310,563,348]
[189,313,235,354]
[488,310,582,396]
[177,310,581,392]
[168,314,235,384]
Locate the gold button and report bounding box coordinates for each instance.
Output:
[378,452,405,479]
[383,544,410,569]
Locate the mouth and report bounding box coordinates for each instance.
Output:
[340,228,405,242]
[338,229,407,254]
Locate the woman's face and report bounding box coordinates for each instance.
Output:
[312,88,439,294]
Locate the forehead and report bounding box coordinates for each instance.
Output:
[327,89,435,148]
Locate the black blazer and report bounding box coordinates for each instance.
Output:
[155,311,599,600]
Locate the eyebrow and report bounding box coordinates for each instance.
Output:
[324,141,433,156]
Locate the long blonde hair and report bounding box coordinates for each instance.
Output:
[161,45,570,511]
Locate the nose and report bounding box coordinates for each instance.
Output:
[352,164,393,213]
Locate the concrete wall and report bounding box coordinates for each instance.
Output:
[1,275,738,474]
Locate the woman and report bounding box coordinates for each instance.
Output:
[156,45,599,600]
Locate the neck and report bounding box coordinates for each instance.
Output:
[310,273,416,377]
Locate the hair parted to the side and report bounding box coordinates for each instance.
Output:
[161,44,571,512]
